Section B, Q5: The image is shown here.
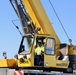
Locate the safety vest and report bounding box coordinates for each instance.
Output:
[41,46,44,52]
[35,47,42,55]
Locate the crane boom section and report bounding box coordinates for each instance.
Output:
[22,0,60,44]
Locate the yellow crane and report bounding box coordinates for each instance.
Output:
[0,0,76,73]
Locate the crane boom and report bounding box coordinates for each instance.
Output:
[22,0,60,45]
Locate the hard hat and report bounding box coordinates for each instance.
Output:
[43,39,46,43]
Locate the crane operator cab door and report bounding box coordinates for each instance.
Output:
[44,38,56,67]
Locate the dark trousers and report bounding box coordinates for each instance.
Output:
[35,55,41,66]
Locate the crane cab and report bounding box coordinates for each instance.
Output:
[17,34,72,73]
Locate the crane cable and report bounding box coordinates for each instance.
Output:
[49,0,72,45]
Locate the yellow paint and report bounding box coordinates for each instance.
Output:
[0,58,16,68]
[0,59,7,67]
[56,60,69,68]
[18,59,31,67]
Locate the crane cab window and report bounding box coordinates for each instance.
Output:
[18,36,34,53]
[45,38,55,55]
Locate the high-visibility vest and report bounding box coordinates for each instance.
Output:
[35,47,42,55]
[41,46,44,52]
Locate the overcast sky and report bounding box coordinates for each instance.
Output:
[0,0,76,58]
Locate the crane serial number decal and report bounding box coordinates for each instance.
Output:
[56,63,68,66]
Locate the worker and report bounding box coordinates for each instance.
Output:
[35,42,43,66]
[35,43,42,55]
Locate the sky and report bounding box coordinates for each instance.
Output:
[0,0,76,58]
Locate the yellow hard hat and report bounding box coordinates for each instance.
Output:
[43,39,46,43]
